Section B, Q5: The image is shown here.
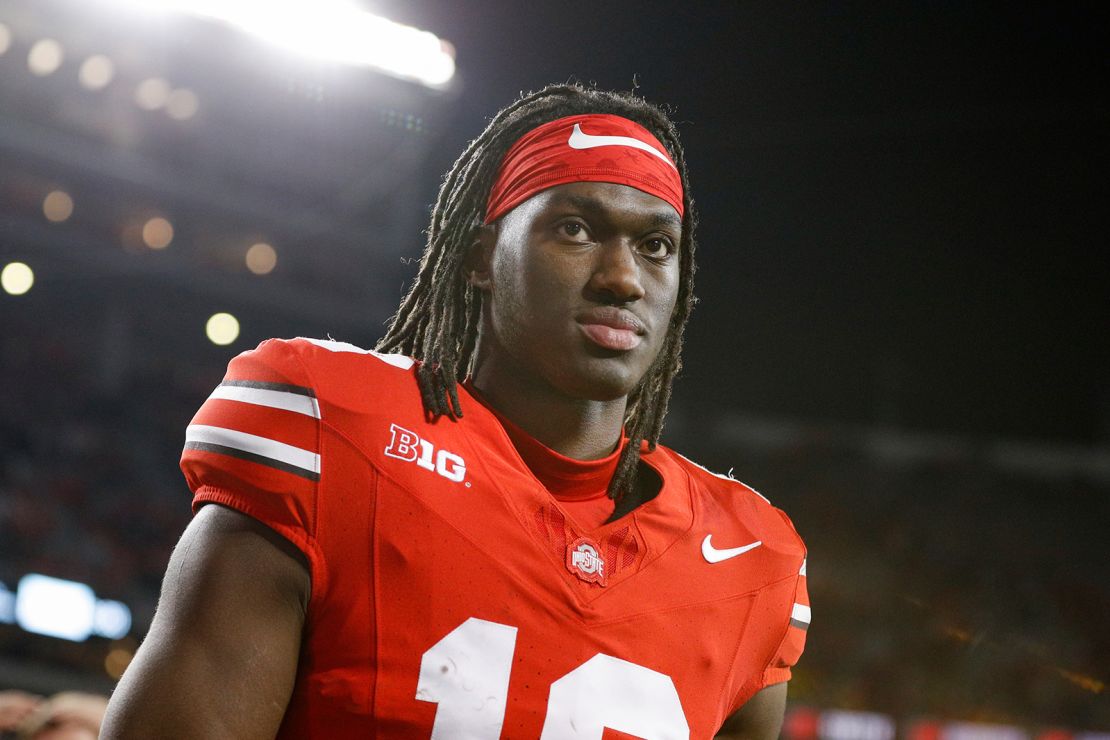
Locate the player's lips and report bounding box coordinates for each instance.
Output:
[576,307,645,351]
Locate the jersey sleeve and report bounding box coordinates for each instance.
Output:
[180,338,326,582]
[761,554,810,687]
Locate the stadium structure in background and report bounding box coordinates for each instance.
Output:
[1,0,1107,736]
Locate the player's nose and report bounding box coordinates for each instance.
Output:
[587,239,645,304]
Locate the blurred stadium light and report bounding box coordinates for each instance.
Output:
[27,37,64,75]
[0,0,459,334]
[781,706,1110,740]
[819,710,896,740]
[245,241,277,274]
[1,261,35,295]
[78,53,115,89]
[6,574,132,642]
[95,0,455,88]
[93,600,134,639]
[206,311,240,344]
[0,582,13,623]
[0,21,13,54]
[42,189,74,222]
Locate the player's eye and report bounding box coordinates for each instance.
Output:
[556,220,591,241]
[640,236,676,260]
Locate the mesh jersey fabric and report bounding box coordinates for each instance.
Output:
[180,337,810,738]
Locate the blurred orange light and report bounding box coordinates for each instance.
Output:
[245,242,277,275]
[104,648,133,680]
[43,190,74,222]
[142,217,174,249]
[1057,667,1105,694]
[0,23,12,56]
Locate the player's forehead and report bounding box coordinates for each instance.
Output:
[524,182,682,230]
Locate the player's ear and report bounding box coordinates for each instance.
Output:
[465,222,496,291]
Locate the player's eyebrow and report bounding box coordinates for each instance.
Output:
[559,193,682,231]
[647,210,682,230]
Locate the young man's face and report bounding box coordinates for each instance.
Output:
[472,181,682,402]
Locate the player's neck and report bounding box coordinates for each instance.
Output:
[468,357,625,462]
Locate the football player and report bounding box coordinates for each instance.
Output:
[102,84,809,739]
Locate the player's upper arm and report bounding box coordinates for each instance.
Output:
[715,682,787,740]
[101,504,310,740]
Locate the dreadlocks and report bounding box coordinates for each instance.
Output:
[376,83,698,505]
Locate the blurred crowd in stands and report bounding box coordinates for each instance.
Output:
[741,442,1109,729]
[0,690,105,740]
[0,316,219,623]
[1,314,1107,730]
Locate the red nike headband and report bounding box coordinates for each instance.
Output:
[484,113,684,224]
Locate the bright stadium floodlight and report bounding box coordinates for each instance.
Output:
[102,0,456,88]
[93,599,133,639]
[15,574,97,641]
[11,574,134,641]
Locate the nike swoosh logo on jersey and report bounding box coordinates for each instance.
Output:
[701,535,762,563]
[567,123,677,169]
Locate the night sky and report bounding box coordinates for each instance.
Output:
[381,1,1108,444]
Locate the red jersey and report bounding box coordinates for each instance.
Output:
[180,338,810,739]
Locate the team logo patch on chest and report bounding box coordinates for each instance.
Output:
[566,536,607,586]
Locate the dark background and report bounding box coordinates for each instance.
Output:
[391,1,1108,443]
[1,0,1107,732]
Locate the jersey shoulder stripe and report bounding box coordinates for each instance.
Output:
[183,339,323,487]
[185,424,320,481]
[182,339,329,589]
[789,602,811,631]
[210,380,320,418]
[789,557,811,633]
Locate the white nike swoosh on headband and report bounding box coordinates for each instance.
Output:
[567,123,677,170]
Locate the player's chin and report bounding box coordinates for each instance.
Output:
[559,354,651,402]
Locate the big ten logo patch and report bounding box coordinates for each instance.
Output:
[384,423,468,484]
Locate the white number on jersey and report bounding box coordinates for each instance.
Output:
[541,653,689,739]
[416,618,517,739]
[416,617,690,739]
